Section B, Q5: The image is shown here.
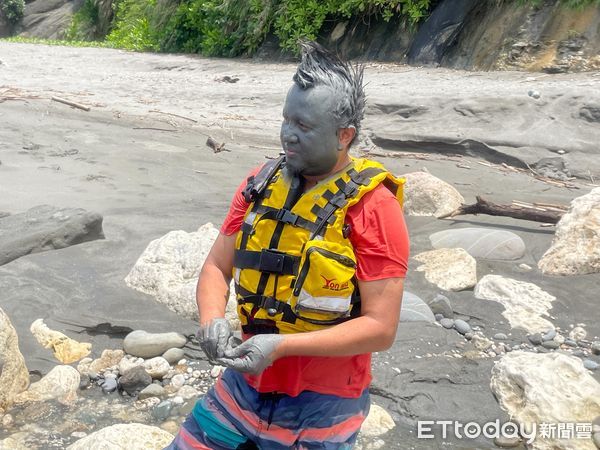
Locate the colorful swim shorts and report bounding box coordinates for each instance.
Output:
[164,369,370,450]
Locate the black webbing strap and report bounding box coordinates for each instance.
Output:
[252,205,320,233]
[242,155,285,203]
[237,284,298,324]
[234,249,300,275]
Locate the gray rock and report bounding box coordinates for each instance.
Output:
[528,333,543,346]
[430,228,526,260]
[584,359,599,371]
[453,319,471,335]
[123,330,187,358]
[528,90,541,99]
[0,205,104,267]
[593,432,600,449]
[494,435,521,448]
[440,318,455,329]
[119,365,152,395]
[564,339,578,347]
[542,329,557,341]
[542,340,560,350]
[400,292,435,322]
[162,348,186,365]
[591,341,600,355]
[494,333,508,340]
[79,374,90,390]
[573,350,586,357]
[532,157,571,181]
[434,313,444,321]
[152,400,173,421]
[427,293,454,319]
[138,383,166,400]
[101,377,118,393]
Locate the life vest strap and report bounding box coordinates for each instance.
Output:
[234,249,300,275]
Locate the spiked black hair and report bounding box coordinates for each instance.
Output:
[293,41,366,146]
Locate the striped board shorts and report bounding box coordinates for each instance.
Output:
[164,368,370,450]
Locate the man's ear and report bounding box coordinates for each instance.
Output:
[338,126,356,151]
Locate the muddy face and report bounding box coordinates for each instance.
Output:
[280,84,341,177]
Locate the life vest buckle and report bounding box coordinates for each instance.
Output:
[275,208,299,226]
[259,249,287,273]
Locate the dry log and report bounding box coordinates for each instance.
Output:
[206,137,230,153]
[51,96,90,111]
[439,196,566,224]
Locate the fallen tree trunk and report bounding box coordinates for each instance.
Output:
[438,196,566,224]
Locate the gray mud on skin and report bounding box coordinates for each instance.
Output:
[0,43,599,449]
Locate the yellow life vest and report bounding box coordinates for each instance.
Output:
[233,156,404,334]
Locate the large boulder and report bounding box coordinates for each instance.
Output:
[400,292,436,322]
[401,171,464,217]
[414,248,477,291]
[30,319,91,364]
[14,365,79,405]
[0,205,104,267]
[125,223,238,325]
[491,352,600,450]
[538,187,600,275]
[18,0,75,40]
[430,228,526,260]
[67,423,174,450]
[474,275,555,334]
[0,308,29,413]
[123,330,186,359]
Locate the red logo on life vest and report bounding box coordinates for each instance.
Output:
[320,275,349,291]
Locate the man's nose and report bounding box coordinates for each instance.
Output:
[283,132,299,144]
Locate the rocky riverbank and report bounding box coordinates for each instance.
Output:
[1,42,599,449]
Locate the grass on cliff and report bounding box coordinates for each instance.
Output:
[1,36,116,49]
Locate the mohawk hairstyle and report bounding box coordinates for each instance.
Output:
[293,41,366,146]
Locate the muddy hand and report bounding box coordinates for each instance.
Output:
[217,335,283,375]
[197,318,232,362]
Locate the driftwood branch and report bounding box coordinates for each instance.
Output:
[206,137,230,153]
[439,196,567,224]
[51,96,90,111]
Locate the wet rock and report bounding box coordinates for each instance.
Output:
[474,275,555,333]
[123,330,186,359]
[427,293,454,319]
[143,357,171,379]
[78,374,90,390]
[119,366,152,396]
[359,404,395,437]
[579,105,600,123]
[125,223,238,326]
[430,227,525,260]
[592,342,600,356]
[539,188,600,275]
[564,339,578,348]
[491,352,600,450]
[101,377,118,393]
[15,365,79,405]
[542,329,557,341]
[138,384,166,400]
[494,333,508,340]
[453,319,471,335]
[400,292,435,322]
[528,333,543,345]
[440,318,454,329]
[532,157,571,181]
[542,340,560,350]
[584,360,599,371]
[414,248,477,291]
[30,319,91,364]
[89,349,124,373]
[528,89,541,99]
[401,171,465,217]
[0,205,104,267]
[162,348,185,365]
[152,400,173,421]
[0,308,30,413]
[66,423,173,449]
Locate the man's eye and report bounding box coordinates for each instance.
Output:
[298,122,310,130]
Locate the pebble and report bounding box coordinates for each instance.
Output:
[210,365,225,378]
[494,333,508,340]
[101,377,118,393]
[79,374,91,390]
[564,339,578,347]
[172,396,184,405]
[152,400,173,421]
[542,340,560,350]
[434,313,444,322]
[528,90,541,99]
[162,348,186,365]
[138,383,166,400]
[1,414,14,428]
[528,333,543,346]
[71,432,87,439]
[569,326,587,341]
[119,365,153,395]
[171,374,186,389]
[542,329,556,341]
[428,294,454,319]
[192,370,202,379]
[440,318,455,329]
[453,319,471,335]
[583,359,599,371]
[592,341,600,355]
[464,332,473,341]
[518,263,532,271]
[573,350,586,357]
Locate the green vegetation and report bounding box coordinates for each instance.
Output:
[0,0,25,25]
[2,36,115,48]
[66,0,100,41]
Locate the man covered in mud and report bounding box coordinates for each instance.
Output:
[167,42,409,449]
